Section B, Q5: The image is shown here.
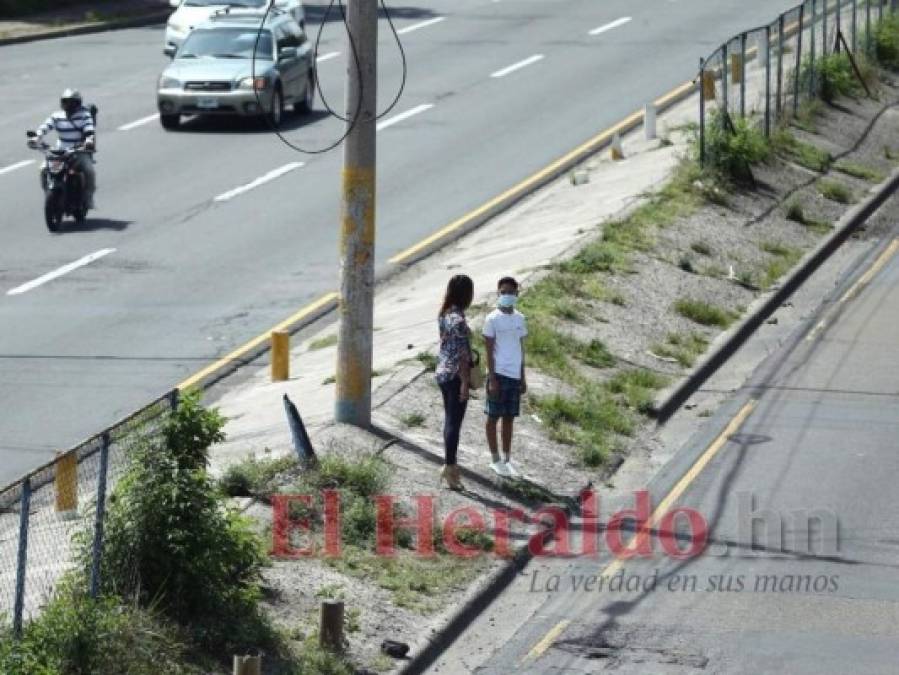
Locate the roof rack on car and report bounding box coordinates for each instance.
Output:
[210,5,285,20]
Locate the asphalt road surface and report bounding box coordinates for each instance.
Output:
[438,235,899,673]
[0,0,800,485]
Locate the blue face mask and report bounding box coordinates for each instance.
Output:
[498,294,518,309]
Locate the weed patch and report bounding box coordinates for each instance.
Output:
[772,130,831,172]
[309,335,338,351]
[674,298,738,328]
[834,160,885,182]
[220,454,298,497]
[651,332,709,368]
[817,179,855,204]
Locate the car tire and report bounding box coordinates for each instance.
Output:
[160,113,180,130]
[294,71,315,114]
[268,88,284,129]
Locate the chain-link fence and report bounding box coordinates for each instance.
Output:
[700,0,896,165]
[0,390,178,635]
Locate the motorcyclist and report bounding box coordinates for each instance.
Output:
[30,88,97,209]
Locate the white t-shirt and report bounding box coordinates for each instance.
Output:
[482,309,527,380]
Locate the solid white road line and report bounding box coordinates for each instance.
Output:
[376,104,434,131]
[316,51,341,62]
[0,160,34,176]
[7,248,116,296]
[118,113,160,131]
[589,16,632,35]
[214,162,304,202]
[396,16,446,34]
[490,54,545,78]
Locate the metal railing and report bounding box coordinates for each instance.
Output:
[699,0,896,166]
[0,390,178,635]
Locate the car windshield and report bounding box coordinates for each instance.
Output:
[178,28,273,60]
[184,0,266,7]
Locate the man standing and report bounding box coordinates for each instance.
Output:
[483,276,527,478]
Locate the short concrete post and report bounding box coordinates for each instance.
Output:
[271,330,289,382]
[320,599,345,651]
[644,103,657,141]
[233,655,261,675]
[55,452,77,513]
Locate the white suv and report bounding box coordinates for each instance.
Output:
[165,0,305,55]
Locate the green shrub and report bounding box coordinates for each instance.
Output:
[703,111,770,183]
[219,454,298,497]
[651,332,709,368]
[816,53,863,102]
[0,593,198,675]
[87,393,269,655]
[675,298,738,328]
[416,351,438,371]
[874,14,899,69]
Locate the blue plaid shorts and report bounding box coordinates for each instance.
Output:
[484,374,521,418]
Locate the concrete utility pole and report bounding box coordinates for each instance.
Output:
[336,0,377,426]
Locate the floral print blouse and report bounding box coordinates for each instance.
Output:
[435,307,471,384]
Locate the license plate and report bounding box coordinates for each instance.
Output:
[197,97,219,109]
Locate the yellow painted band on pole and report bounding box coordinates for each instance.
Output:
[271,330,289,382]
[341,167,376,255]
[55,452,77,512]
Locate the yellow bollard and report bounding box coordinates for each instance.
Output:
[271,331,290,382]
[55,452,77,513]
[610,133,624,161]
[702,71,717,100]
[731,54,743,84]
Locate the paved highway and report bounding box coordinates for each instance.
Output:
[439,234,899,673]
[0,0,799,484]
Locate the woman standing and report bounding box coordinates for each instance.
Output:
[435,274,474,490]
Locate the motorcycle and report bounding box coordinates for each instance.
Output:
[26,130,93,232]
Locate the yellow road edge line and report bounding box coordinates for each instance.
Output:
[840,237,899,302]
[522,619,572,664]
[388,80,695,265]
[807,238,899,342]
[176,291,339,391]
[599,399,758,576]
[519,400,756,664]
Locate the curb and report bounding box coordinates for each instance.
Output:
[0,10,170,47]
[367,425,571,675]
[652,165,899,424]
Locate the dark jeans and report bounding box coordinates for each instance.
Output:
[439,376,468,465]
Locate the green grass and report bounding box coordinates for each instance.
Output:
[605,369,669,415]
[817,179,855,204]
[674,298,739,328]
[327,545,489,614]
[702,110,771,184]
[400,412,426,428]
[308,335,338,351]
[651,332,709,368]
[792,99,823,133]
[530,369,667,468]
[834,160,885,182]
[219,454,298,497]
[416,351,438,372]
[784,199,833,233]
[760,241,803,289]
[691,241,713,257]
[772,130,832,172]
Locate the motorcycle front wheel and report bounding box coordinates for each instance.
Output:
[44,192,64,232]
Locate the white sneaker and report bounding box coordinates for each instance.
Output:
[504,460,521,478]
[490,460,511,478]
